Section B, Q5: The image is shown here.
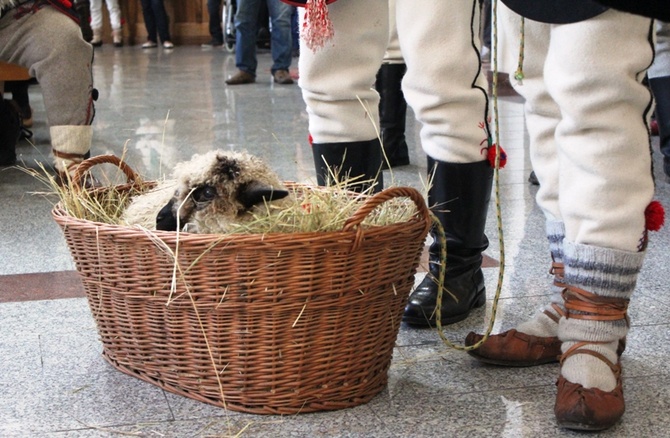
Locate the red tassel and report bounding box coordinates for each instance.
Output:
[645,200,665,231]
[301,0,334,51]
[482,143,507,168]
[308,133,313,145]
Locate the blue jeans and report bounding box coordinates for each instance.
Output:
[234,0,294,75]
[140,0,171,43]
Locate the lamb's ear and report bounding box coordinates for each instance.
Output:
[156,199,179,231]
[238,181,290,209]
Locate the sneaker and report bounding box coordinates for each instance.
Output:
[273,69,294,85]
[163,41,174,49]
[225,70,255,85]
[201,39,223,48]
[142,41,157,49]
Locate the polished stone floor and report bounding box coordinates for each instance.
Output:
[1,45,670,437]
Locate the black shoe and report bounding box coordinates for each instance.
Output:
[528,170,539,185]
[201,39,223,48]
[404,266,486,326]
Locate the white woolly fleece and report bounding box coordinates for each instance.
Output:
[123,150,289,233]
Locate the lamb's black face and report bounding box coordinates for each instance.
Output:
[156,199,178,231]
[238,181,290,210]
[155,184,217,231]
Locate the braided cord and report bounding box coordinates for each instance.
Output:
[435,0,506,351]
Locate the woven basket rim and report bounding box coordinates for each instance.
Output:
[51,181,431,244]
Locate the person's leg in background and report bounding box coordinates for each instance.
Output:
[0,6,95,179]
[480,0,491,60]
[0,97,22,166]
[398,0,494,326]
[375,0,410,169]
[89,0,104,46]
[226,0,261,84]
[290,6,299,57]
[139,0,158,46]
[267,0,294,84]
[203,0,224,47]
[150,0,172,46]
[649,21,670,182]
[5,79,33,128]
[298,0,388,192]
[105,0,124,47]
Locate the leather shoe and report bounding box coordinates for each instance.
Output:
[464,329,562,367]
[226,70,255,85]
[273,69,294,85]
[555,364,625,431]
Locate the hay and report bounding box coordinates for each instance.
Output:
[223,181,420,234]
[39,162,422,234]
[23,160,151,225]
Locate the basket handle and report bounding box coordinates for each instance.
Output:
[342,186,431,234]
[71,154,140,188]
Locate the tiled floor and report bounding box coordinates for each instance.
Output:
[1,45,669,437]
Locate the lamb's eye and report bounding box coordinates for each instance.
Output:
[193,185,217,203]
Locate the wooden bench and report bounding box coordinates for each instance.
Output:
[0,62,31,93]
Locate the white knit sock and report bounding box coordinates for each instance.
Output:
[516,221,565,337]
[50,125,92,174]
[559,241,644,391]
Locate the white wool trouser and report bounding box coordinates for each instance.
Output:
[500,8,655,391]
[382,0,402,64]
[503,8,655,252]
[90,0,123,31]
[299,0,490,163]
[0,3,95,170]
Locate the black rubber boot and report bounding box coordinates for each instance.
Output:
[0,98,21,166]
[312,139,384,193]
[403,158,493,326]
[650,76,670,181]
[375,63,410,169]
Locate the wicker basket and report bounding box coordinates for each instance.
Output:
[52,155,431,414]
